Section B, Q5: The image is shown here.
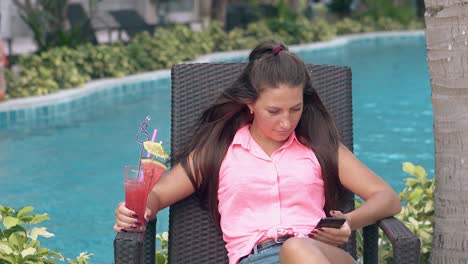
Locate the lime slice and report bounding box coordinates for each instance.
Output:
[143,141,169,159]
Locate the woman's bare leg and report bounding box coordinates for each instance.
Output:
[279,237,355,264]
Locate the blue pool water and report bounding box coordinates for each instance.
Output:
[0,34,432,263]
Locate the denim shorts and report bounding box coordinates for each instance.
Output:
[238,243,282,264]
[238,243,361,264]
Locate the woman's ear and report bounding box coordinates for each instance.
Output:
[247,104,254,114]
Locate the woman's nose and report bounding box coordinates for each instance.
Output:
[280,115,291,129]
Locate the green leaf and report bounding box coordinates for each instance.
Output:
[35,247,49,257]
[3,225,27,238]
[29,227,54,240]
[48,250,64,260]
[31,214,49,224]
[21,247,37,258]
[0,254,15,264]
[405,178,418,187]
[408,189,423,204]
[408,217,419,228]
[26,239,40,249]
[8,233,26,250]
[19,215,34,223]
[156,253,166,264]
[425,187,433,196]
[414,165,427,180]
[424,200,434,214]
[17,207,34,217]
[0,205,12,216]
[402,162,415,176]
[0,242,13,254]
[419,230,432,241]
[3,216,20,229]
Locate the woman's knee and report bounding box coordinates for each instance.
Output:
[279,237,328,263]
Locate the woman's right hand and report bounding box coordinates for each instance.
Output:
[113,202,150,232]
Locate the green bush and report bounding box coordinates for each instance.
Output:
[218,28,252,51]
[407,20,424,30]
[311,19,337,41]
[0,205,93,264]
[356,162,433,263]
[335,18,363,35]
[245,21,276,43]
[375,17,405,31]
[293,17,316,44]
[37,47,90,89]
[4,14,424,99]
[5,62,59,98]
[155,232,168,264]
[360,0,418,26]
[394,162,433,263]
[205,22,229,52]
[266,16,315,44]
[78,44,134,79]
[359,16,378,32]
[131,25,204,70]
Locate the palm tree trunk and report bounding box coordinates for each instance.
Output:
[425,0,468,262]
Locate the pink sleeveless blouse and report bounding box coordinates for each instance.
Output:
[218,125,326,264]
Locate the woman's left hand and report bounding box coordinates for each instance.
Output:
[308,210,352,247]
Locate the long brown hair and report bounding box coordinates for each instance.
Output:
[172,41,344,227]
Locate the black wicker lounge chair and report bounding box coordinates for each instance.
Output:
[109,9,156,39]
[66,3,98,45]
[114,63,421,264]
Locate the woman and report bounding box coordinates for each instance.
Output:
[114,41,401,264]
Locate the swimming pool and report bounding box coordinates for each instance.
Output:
[0,32,432,263]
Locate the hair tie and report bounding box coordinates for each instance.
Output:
[272,44,286,56]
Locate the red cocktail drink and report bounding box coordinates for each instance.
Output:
[123,165,153,232]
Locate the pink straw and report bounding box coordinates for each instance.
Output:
[146,129,158,158]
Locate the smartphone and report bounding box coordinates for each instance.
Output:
[314,217,346,229]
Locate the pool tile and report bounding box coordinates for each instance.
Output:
[0,112,6,128]
[123,85,129,94]
[115,85,123,95]
[24,108,35,121]
[47,105,55,118]
[16,110,25,123]
[56,103,66,115]
[70,100,79,111]
[9,111,16,124]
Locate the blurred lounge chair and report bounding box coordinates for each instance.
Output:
[109,9,156,39]
[66,3,98,45]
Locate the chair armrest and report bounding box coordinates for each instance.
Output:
[114,231,145,264]
[378,217,421,264]
[114,218,157,264]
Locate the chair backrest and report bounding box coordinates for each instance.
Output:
[109,10,154,39]
[66,3,98,45]
[169,63,355,263]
